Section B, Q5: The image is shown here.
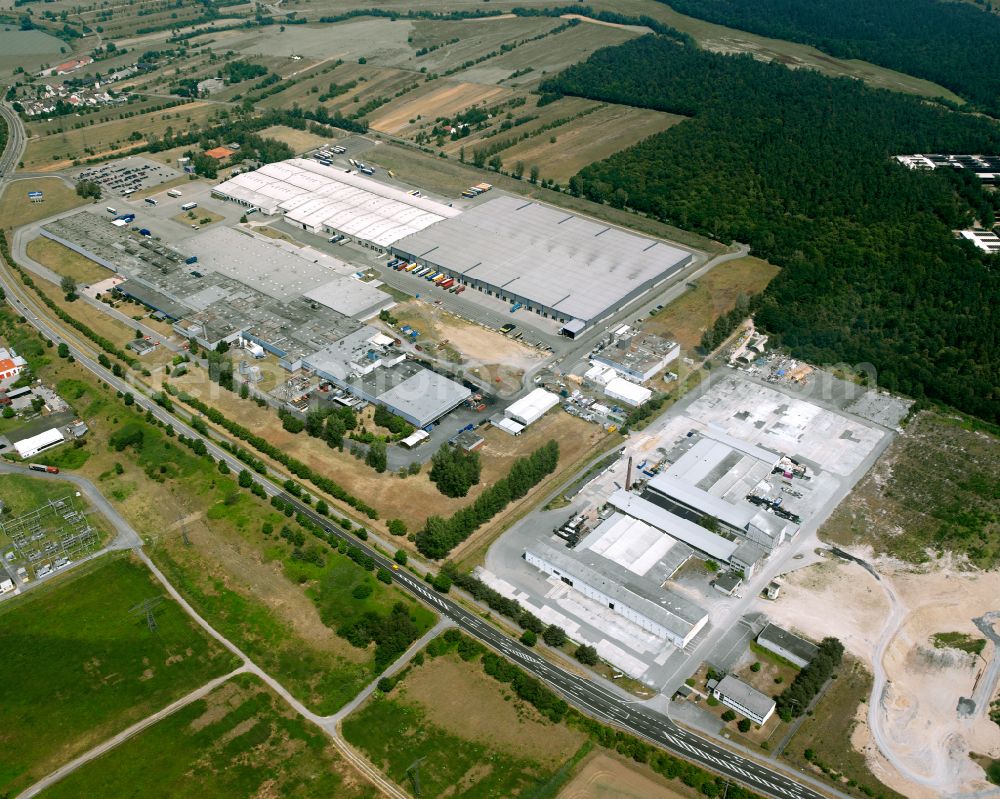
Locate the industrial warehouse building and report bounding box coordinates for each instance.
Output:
[393,195,693,334]
[591,330,680,382]
[756,623,818,669]
[14,428,65,459]
[643,428,790,552]
[504,388,560,427]
[711,675,775,725]
[211,159,460,248]
[42,212,470,428]
[213,160,694,335]
[525,513,708,649]
[303,328,471,428]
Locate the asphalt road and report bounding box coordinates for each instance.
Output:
[0,102,26,178]
[0,249,829,799]
[0,122,828,799]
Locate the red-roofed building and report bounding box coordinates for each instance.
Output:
[204,146,236,161]
[0,347,28,381]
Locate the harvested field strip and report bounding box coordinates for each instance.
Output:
[369,81,513,135]
[496,103,687,183]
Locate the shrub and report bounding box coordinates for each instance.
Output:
[737,718,752,733]
[520,629,537,646]
[721,709,736,722]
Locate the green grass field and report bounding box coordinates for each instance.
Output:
[0,553,239,796]
[38,674,379,799]
[155,544,437,716]
[931,632,987,656]
[344,696,580,799]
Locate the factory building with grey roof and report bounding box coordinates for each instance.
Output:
[524,512,708,649]
[391,195,694,335]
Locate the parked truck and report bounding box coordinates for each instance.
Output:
[29,463,59,474]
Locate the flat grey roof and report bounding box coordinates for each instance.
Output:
[715,674,775,719]
[527,540,706,641]
[646,473,756,530]
[607,489,738,562]
[394,195,692,321]
[352,360,470,426]
[757,623,819,665]
[304,277,392,319]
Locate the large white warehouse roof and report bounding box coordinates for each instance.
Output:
[15,428,65,458]
[394,195,692,322]
[212,159,459,247]
[504,387,559,426]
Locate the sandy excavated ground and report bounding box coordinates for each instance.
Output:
[766,552,1000,798]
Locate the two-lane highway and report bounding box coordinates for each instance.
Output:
[285,495,824,799]
[0,111,832,799]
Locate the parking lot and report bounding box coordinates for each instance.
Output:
[75,156,182,197]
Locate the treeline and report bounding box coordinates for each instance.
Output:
[0,233,140,370]
[415,440,559,558]
[435,631,767,799]
[661,0,1000,116]
[317,4,690,42]
[699,293,759,353]
[76,107,366,170]
[775,637,844,721]
[542,37,1000,422]
[170,387,380,518]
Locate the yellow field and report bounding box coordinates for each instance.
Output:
[256,124,339,154]
[0,178,86,231]
[369,81,514,135]
[642,255,781,350]
[498,103,687,182]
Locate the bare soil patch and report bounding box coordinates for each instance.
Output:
[257,124,341,154]
[557,752,688,799]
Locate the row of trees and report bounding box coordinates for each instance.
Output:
[662,0,1000,117]
[542,36,1000,422]
[775,637,845,721]
[171,388,379,518]
[415,440,559,558]
[1,233,140,371]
